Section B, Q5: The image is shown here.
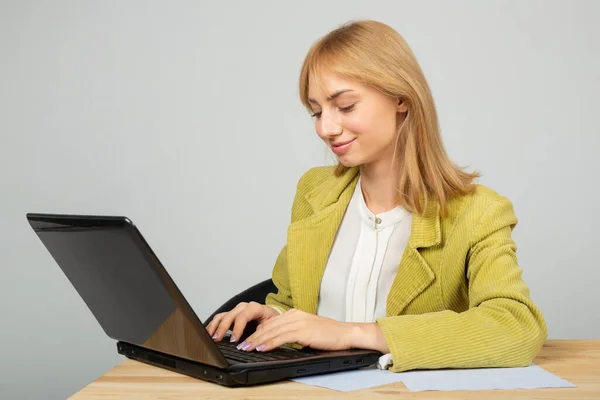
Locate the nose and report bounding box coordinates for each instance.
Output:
[320,109,343,136]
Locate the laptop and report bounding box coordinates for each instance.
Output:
[26,213,382,386]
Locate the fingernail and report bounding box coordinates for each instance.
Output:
[230,335,237,343]
[242,342,252,351]
[212,334,218,339]
[236,341,247,350]
[256,345,266,352]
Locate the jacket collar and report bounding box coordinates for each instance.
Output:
[304,167,361,213]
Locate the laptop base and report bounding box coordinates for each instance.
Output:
[117,341,380,387]
[118,341,249,386]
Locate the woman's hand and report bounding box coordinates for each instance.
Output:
[206,301,280,343]
[236,308,363,352]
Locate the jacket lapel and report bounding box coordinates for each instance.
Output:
[287,167,359,314]
[386,199,441,316]
[286,167,441,317]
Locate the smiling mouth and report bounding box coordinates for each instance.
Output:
[330,138,356,155]
[331,139,355,147]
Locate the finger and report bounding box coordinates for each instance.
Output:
[256,330,301,352]
[244,320,302,352]
[252,308,298,334]
[240,309,301,349]
[206,313,226,337]
[229,314,248,343]
[214,303,247,341]
[230,303,261,343]
[244,309,299,343]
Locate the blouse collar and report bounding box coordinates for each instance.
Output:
[354,176,412,231]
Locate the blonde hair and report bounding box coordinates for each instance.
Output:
[298,20,480,217]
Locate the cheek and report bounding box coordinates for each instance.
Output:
[347,113,398,157]
[353,110,396,141]
[342,113,365,135]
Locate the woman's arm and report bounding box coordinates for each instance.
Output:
[265,244,294,313]
[368,197,547,372]
[346,322,389,354]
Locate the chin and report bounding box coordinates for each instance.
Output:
[337,155,362,168]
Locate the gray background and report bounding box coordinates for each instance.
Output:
[1,1,598,399]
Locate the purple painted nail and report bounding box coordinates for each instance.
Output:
[212,334,218,339]
[242,342,252,351]
[230,335,237,343]
[237,341,247,350]
[256,345,266,352]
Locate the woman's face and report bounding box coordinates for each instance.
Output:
[307,71,407,168]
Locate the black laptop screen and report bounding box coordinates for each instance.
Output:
[29,220,175,345]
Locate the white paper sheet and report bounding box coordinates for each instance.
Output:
[292,366,402,392]
[399,364,575,392]
[292,364,575,392]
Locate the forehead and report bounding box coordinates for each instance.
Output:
[308,71,362,101]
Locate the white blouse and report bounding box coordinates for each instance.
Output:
[317,177,412,323]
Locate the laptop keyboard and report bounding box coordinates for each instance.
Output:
[216,340,312,364]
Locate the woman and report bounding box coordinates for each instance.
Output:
[206,19,547,372]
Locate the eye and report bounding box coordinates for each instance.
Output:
[310,104,355,119]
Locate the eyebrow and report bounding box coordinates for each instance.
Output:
[308,89,354,105]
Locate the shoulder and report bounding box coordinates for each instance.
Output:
[460,184,511,208]
[443,184,519,238]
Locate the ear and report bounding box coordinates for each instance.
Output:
[397,98,408,113]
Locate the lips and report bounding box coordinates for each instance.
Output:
[330,138,356,155]
[331,139,355,147]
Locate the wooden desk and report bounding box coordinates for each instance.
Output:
[71,340,599,399]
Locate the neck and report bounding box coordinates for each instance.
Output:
[358,156,400,214]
